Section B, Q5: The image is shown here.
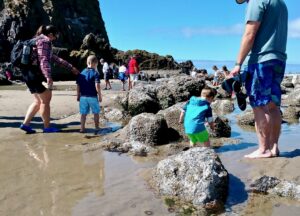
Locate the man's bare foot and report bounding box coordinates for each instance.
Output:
[271,148,280,157]
[244,149,272,159]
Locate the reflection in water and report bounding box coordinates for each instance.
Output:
[0,131,105,216]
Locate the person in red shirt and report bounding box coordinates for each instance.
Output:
[127,55,139,90]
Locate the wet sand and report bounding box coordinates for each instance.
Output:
[1,81,300,215]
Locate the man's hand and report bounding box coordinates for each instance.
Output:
[229,65,241,78]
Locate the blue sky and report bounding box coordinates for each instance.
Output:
[100,0,300,64]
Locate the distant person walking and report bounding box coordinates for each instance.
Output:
[128,55,139,90]
[212,65,223,86]
[179,87,216,147]
[20,25,80,134]
[231,0,288,158]
[76,55,102,133]
[100,58,112,90]
[222,65,231,79]
[118,63,127,91]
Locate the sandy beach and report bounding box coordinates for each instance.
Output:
[1,80,300,215]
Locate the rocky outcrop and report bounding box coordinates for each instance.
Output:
[115,49,180,70]
[212,117,231,138]
[250,176,300,200]
[126,85,160,116]
[121,76,206,116]
[211,99,234,114]
[126,113,169,146]
[0,0,110,62]
[237,110,255,127]
[157,102,186,141]
[153,147,228,208]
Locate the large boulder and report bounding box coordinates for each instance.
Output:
[212,117,231,138]
[120,76,206,116]
[281,76,294,88]
[291,74,300,88]
[153,147,228,207]
[127,113,169,146]
[250,176,300,200]
[156,76,206,109]
[282,106,300,121]
[286,88,300,107]
[126,85,160,116]
[211,99,234,114]
[157,102,186,141]
[237,110,255,127]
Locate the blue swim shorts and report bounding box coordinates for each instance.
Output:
[244,59,285,107]
[79,96,100,115]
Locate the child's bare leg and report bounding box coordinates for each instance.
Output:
[94,113,99,129]
[80,114,87,132]
[190,140,196,147]
[203,140,211,147]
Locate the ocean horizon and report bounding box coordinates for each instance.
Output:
[178,60,300,75]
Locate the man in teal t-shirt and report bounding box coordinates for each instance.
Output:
[232,0,288,159]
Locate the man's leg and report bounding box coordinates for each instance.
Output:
[245,105,272,158]
[37,89,52,129]
[267,102,281,156]
[23,94,41,126]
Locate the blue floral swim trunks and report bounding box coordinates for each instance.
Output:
[244,59,286,107]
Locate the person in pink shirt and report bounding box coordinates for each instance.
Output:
[127,55,139,90]
[20,25,80,134]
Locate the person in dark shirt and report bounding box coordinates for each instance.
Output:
[76,55,102,133]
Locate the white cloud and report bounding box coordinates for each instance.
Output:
[180,18,300,39]
[181,24,244,38]
[289,18,300,38]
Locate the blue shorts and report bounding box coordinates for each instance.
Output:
[244,59,285,107]
[79,96,100,115]
[118,72,127,81]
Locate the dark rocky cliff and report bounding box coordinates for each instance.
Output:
[0,0,111,62]
[0,0,187,82]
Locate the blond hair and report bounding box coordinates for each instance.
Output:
[201,87,216,99]
[87,55,98,66]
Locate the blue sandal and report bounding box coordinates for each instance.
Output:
[43,127,61,133]
[20,124,36,134]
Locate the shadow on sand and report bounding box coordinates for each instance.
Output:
[214,142,257,153]
[225,174,248,211]
[279,149,300,158]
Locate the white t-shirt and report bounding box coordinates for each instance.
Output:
[102,62,109,73]
[119,65,127,73]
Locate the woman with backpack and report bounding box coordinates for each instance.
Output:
[20,25,80,134]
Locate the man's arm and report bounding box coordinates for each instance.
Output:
[231,21,260,76]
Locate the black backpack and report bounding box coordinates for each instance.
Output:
[10,38,38,69]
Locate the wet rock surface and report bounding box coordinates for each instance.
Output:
[152,147,228,208]
[250,176,300,200]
